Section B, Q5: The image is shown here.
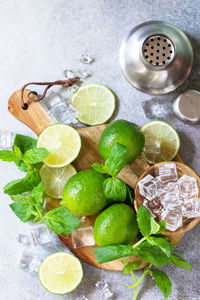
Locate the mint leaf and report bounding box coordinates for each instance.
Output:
[92,163,108,174]
[134,241,170,267]
[4,169,41,195]
[9,202,37,222]
[150,269,172,299]
[126,185,134,205]
[0,148,22,162]
[31,182,45,203]
[122,261,142,274]
[137,205,160,237]
[95,245,133,264]
[169,255,192,271]
[105,143,128,176]
[103,177,126,204]
[14,134,37,153]
[23,148,50,164]
[10,193,34,205]
[146,236,173,257]
[43,207,81,234]
[155,220,166,234]
[14,160,28,172]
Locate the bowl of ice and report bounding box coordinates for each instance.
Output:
[134,161,200,242]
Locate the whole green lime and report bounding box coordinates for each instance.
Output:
[93,203,138,246]
[62,170,107,216]
[99,119,145,163]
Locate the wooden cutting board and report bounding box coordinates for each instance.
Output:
[8,89,183,271]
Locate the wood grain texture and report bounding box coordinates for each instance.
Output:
[134,161,200,244]
[8,89,188,271]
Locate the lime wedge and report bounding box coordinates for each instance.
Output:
[141,120,180,164]
[40,164,76,199]
[37,124,81,168]
[71,83,115,125]
[39,252,83,295]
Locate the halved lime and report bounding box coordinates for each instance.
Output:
[39,252,83,295]
[37,124,81,168]
[71,83,115,125]
[141,120,180,164]
[40,164,76,199]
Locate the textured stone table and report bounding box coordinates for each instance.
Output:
[0,1,200,299]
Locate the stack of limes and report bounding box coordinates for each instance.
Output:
[37,124,81,198]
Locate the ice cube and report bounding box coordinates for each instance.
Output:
[19,252,42,273]
[77,69,90,79]
[71,226,95,248]
[95,280,108,290]
[163,207,182,231]
[16,233,32,246]
[65,99,79,117]
[178,175,198,198]
[67,84,79,97]
[138,174,160,200]
[41,91,61,110]
[80,54,94,64]
[144,135,161,155]
[63,69,75,80]
[48,102,76,124]
[77,296,88,300]
[0,130,15,150]
[158,163,178,183]
[31,225,56,246]
[141,98,171,118]
[182,197,200,218]
[101,287,114,299]
[159,183,180,208]
[143,198,164,219]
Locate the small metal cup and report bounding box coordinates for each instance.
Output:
[173,90,200,124]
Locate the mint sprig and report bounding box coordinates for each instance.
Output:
[0,134,81,235]
[92,143,128,177]
[9,182,80,234]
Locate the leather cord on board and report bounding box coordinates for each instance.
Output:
[20,78,80,109]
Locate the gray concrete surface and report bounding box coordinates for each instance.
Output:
[0,0,200,299]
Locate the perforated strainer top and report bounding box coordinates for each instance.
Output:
[142,35,175,66]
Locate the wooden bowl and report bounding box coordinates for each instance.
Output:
[134,161,200,244]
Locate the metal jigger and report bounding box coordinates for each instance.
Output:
[173,90,200,124]
[119,21,193,94]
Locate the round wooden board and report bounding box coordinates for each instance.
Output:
[8,89,190,271]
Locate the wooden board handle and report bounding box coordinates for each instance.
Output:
[8,89,55,136]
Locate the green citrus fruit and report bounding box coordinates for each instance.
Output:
[141,120,180,164]
[93,203,138,246]
[40,164,77,199]
[61,170,107,216]
[71,83,115,125]
[99,120,145,163]
[37,124,81,168]
[39,252,83,294]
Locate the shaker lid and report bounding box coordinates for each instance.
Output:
[119,21,193,94]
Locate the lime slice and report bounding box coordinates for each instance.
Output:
[141,121,180,164]
[39,252,83,295]
[40,164,76,199]
[37,124,81,168]
[71,83,115,125]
